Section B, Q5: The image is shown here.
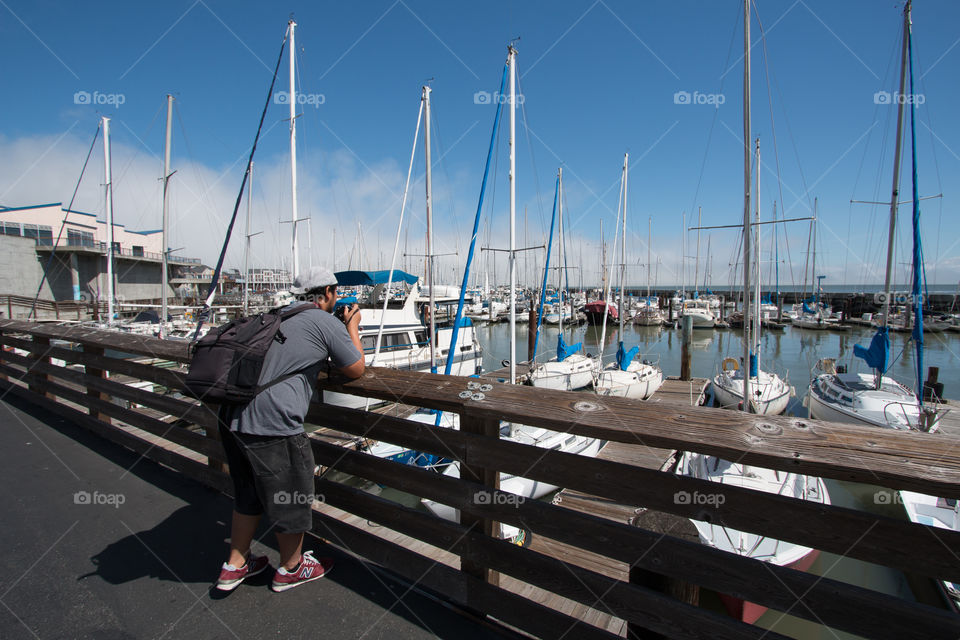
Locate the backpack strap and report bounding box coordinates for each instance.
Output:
[254,303,325,395]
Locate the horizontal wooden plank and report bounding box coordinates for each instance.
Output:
[0,347,215,429]
[309,510,619,640]
[307,434,960,640]
[0,362,221,460]
[316,404,960,584]
[0,320,192,362]
[317,367,960,498]
[311,477,787,640]
[1,333,188,391]
[0,377,230,493]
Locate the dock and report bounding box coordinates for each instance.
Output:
[2,319,959,640]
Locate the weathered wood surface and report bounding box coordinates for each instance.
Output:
[318,367,960,499]
[311,476,788,640]
[0,377,230,493]
[307,432,960,640]
[316,403,960,583]
[309,505,620,640]
[0,320,191,362]
[649,376,709,407]
[1,333,189,390]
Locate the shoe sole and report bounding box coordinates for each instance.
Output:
[271,568,330,593]
[215,561,270,591]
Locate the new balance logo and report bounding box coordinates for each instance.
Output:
[301,567,314,579]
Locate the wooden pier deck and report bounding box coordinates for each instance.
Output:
[648,376,710,407]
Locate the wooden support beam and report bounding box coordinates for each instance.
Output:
[459,415,501,589]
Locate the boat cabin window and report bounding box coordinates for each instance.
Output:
[360,332,410,352]
[414,331,427,345]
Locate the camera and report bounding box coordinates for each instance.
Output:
[334,305,346,321]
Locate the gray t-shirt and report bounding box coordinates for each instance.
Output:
[224,303,362,436]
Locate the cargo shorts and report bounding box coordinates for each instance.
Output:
[218,422,317,534]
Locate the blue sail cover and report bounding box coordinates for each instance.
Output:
[333,270,419,286]
[802,301,818,314]
[853,327,889,372]
[615,341,639,371]
[557,334,582,362]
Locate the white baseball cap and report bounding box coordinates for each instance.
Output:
[290,266,339,294]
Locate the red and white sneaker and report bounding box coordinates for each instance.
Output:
[271,551,334,592]
[215,553,270,591]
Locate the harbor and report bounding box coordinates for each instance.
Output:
[2,0,960,638]
[1,318,959,639]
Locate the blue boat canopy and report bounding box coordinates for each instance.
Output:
[853,327,889,372]
[334,270,419,286]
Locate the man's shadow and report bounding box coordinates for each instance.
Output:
[78,500,274,597]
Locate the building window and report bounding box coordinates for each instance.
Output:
[67,229,95,247]
[4,222,21,236]
[132,245,144,257]
[22,224,38,239]
[37,226,52,246]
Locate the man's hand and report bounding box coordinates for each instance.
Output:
[342,304,361,329]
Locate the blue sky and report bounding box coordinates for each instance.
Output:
[1,0,958,289]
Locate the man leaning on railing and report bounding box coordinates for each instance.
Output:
[215,266,364,593]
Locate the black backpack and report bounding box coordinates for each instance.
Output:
[184,304,315,405]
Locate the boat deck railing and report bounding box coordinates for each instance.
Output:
[0,318,958,639]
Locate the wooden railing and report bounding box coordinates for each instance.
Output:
[0,319,958,640]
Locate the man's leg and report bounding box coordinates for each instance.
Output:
[228,511,262,567]
[276,531,304,570]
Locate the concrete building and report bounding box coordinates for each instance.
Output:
[0,203,201,304]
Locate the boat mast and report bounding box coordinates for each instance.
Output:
[287,19,300,281]
[812,198,818,307]
[508,45,517,384]
[647,216,652,299]
[694,206,702,296]
[102,116,115,326]
[424,85,437,372]
[160,94,173,335]
[558,167,565,332]
[742,0,753,411]
[881,1,912,329]
[754,139,762,373]
[619,153,628,339]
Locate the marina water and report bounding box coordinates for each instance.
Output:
[474,319,955,636]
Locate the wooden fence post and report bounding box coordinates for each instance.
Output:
[83,345,111,425]
[27,337,54,399]
[459,415,501,594]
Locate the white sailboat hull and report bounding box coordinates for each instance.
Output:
[593,364,663,400]
[712,370,791,415]
[529,353,596,391]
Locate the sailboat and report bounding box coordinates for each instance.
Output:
[633,217,664,327]
[806,0,940,432]
[678,1,829,623]
[593,154,663,400]
[712,140,791,415]
[529,168,597,391]
[416,47,601,538]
